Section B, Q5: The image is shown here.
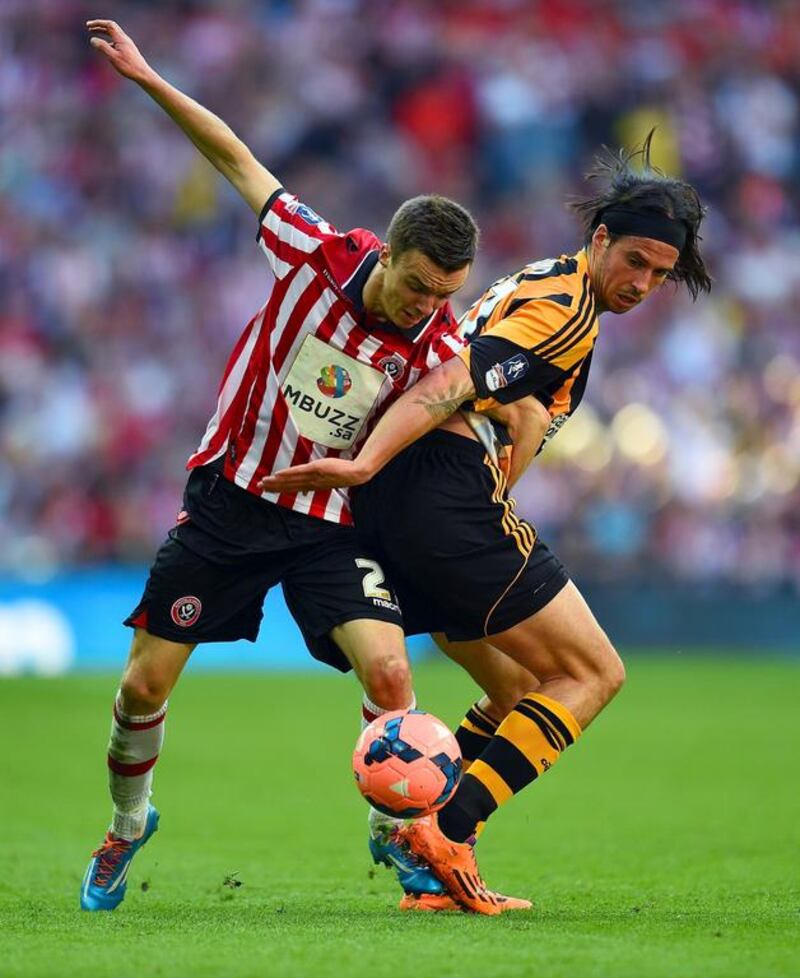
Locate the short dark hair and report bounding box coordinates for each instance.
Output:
[387,195,479,272]
[570,130,712,300]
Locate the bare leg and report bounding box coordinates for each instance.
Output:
[487,581,625,729]
[331,618,413,711]
[120,628,195,713]
[432,633,540,720]
[433,582,625,844]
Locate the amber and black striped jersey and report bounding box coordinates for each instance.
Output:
[458,249,598,449]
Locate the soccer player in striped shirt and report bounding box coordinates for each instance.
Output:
[80,19,491,912]
[262,135,712,913]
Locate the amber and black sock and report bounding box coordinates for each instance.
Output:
[455,701,500,772]
[439,692,581,843]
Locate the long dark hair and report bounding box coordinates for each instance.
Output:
[570,131,712,299]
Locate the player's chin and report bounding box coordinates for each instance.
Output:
[394,307,421,328]
[610,293,640,313]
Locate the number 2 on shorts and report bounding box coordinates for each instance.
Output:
[355,558,392,602]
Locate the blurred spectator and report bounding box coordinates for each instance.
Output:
[1,0,799,591]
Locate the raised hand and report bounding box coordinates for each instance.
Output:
[86,19,154,84]
[257,458,369,494]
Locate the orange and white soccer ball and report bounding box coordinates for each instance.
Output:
[353,710,462,818]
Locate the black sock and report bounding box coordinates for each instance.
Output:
[437,774,497,843]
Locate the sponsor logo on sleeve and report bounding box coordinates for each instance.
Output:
[287,200,323,226]
[485,353,529,392]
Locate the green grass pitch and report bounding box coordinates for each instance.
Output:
[1,654,797,978]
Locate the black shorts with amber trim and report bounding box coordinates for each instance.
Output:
[351,430,569,642]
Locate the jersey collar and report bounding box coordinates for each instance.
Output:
[343,249,380,312]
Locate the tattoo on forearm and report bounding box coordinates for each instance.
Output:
[413,380,470,423]
[418,398,462,423]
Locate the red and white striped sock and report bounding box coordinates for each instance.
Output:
[107,693,167,841]
[361,692,416,730]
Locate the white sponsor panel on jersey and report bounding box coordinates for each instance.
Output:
[281,334,387,449]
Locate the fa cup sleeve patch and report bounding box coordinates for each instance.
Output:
[485,353,529,392]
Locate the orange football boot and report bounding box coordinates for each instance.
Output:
[491,891,533,912]
[401,814,509,916]
[398,892,461,912]
[399,890,532,913]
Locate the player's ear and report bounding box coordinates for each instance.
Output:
[592,224,611,250]
[379,243,392,267]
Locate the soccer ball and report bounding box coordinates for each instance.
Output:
[353,709,462,818]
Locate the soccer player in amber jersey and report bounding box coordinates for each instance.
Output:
[262,135,712,914]
[80,19,485,913]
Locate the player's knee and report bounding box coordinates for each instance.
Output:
[561,633,625,708]
[595,640,626,703]
[119,668,170,714]
[362,654,412,710]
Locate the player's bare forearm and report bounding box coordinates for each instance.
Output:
[413,367,475,425]
[484,398,550,487]
[257,357,475,493]
[86,19,279,213]
[139,76,279,213]
[360,355,475,472]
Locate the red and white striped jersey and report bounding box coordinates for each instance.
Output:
[188,189,464,524]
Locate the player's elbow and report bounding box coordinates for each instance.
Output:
[505,398,550,440]
[228,153,279,214]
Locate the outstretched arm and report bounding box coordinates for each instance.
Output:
[86,19,279,213]
[258,356,475,493]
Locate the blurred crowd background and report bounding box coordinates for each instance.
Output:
[1,0,799,592]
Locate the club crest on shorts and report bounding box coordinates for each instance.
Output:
[317,364,352,398]
[170,596,202,628]
[485,353,529,392]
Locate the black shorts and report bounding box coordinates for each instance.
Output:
[352,430,569,642]
[125,462,402,671]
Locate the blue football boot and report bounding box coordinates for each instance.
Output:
[80,806,160,911]
[368,810,444,897]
